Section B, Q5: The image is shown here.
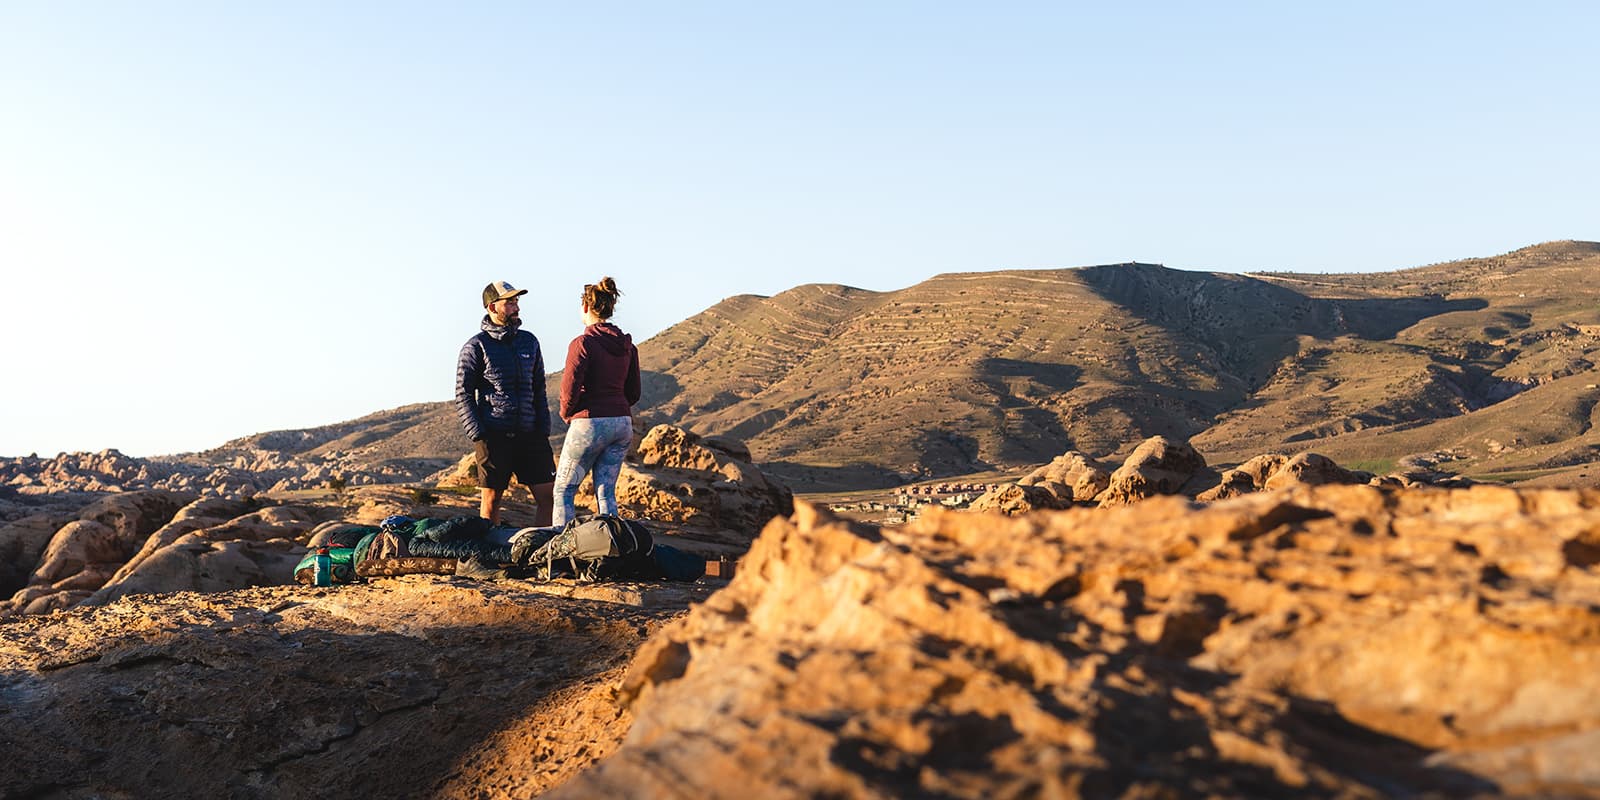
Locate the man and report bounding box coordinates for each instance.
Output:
[456,280,555,526]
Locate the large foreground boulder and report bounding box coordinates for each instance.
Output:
[562,484,1600,797]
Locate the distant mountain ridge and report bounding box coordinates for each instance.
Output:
[187,240,1600,490]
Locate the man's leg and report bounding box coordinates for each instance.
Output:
[477,435,511,525]
[480,487,505,525]
[531,481,554,527]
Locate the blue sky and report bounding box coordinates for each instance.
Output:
[2,2,1596,457]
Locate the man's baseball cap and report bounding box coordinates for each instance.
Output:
[483,280,528,308]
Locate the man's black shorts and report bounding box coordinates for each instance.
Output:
[476,433,556,490]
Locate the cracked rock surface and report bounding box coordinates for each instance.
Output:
[563,486,1600,798]
[0,577,692,799]
[7,483,1600,798]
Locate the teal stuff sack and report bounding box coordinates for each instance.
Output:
[294,546,358,585]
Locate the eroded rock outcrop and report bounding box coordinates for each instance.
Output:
[1196,452,1373,501]
[0,513,74,597]
[85,505,317,607]
[566,486,1600,797]
[0,579,691,799]
[1097,435,1212,507]
[0,493,323,618]
[1017,450,1112,503]
[1,491,197,615]
[597,425,793,550]
[0,448,447,506]
[99,497,255,587]
[4,484,1600,796]
[965,482,1071,516]
[974,439,1457,511]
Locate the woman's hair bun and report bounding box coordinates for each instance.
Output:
[584,277,622,319]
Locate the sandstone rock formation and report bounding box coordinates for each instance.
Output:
[85,505,318,607]
[0,578,694,799]
[565,487,1600,797]
[1196,452,1373,501]
[0,447,447,510]
[971,450,1115,514]
[0,512,73,597]
[4,484,1600,796]
[1016,450,1112,503]
[1,491,197,615]
[1261,452,1372,490]
[0,494,320,618]
[596,425,793,551]
[966,482,1071,516]
[972,439,1453,511]
[1097,435,1212,507]
[95,497,253,585]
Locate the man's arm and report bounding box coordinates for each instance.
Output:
[532,341,552,434]
[455,339,486,441]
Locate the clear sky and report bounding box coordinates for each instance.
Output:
[2,2,1596,457]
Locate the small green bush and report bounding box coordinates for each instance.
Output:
[1344,458,1397,476]
[410,487,440,505]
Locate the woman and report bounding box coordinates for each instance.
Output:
[552,277,642,527]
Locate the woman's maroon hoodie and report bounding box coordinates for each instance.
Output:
[559,322,641,422]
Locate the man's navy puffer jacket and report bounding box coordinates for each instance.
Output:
[455,316,550,441]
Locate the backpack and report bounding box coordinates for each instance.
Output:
[527,515,653,582]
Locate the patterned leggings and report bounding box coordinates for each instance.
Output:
[552,416,633,527]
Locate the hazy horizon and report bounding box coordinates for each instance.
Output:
[4,3,1597,457]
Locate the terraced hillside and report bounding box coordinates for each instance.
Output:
[637,267,1344,482]
[191,241,1600,490]
[1209,240,1600,479]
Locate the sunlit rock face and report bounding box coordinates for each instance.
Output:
[570,486,1600,798]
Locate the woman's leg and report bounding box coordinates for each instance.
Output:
[551,419,599,528]
[590,417,634,516]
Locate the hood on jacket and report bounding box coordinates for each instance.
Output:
[482,314,521,341]
[586,322,632,355]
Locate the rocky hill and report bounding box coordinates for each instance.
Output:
[638,239,1600,487]
[20,240,1596,492]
